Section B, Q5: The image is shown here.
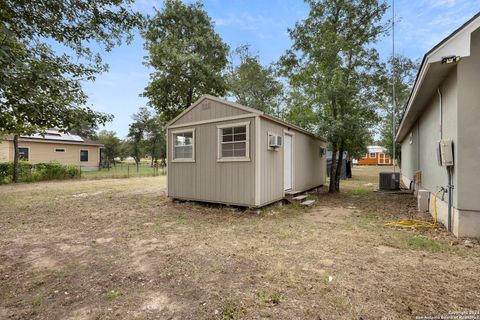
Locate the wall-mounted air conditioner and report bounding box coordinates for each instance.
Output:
[268,135,282,148]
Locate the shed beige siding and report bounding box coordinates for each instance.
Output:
[292,128,327,192]
[167,96,327,207]
[167,117,256,206]
[259,118,326,206]
[171,99,250,126]
[259,119,285,205]
[4,140,100,169]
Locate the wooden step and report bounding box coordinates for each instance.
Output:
[292,195,308,201]
[285,190,301,195]
[300,200,315,206]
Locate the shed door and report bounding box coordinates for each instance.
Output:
[284,134,293,191]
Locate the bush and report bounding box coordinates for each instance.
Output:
[0,161,80,184]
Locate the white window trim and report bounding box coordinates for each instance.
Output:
[54,147,66,153]
[79,149,89,162]
[369,152,376,159]
[18,146,30,161]
[217,121,250,162]
[171,128,195,163]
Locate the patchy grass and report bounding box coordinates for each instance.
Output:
[106,289,123,300]
[257,288,282,305]
[0,169,479,319]
[393,235,453,253]
[81,164,166,180]
[221,300,246,320]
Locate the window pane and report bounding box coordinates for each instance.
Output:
[18,148,29,161]
[233,133,246,141]
[233,149,246,157]
[222,134,233,142]
[232,142,245,150]
[234,126,246,134]
[174,132,193,146]
[80,150,88,162]
[174,145,192,159]
[222,128,233,135]
[222,149,233,157]
[222,143,233,152]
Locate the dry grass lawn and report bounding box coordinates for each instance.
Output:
[0,166,479,319]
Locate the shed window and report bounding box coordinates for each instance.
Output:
[80,150,89,162]
[55,148,66,153]
[172,130,195,161]
[18,147,29,161]
[369,152,376,159]
[217,122,250,161]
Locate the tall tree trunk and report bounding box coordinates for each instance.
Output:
[334,141,345,192]
[186,86,194,108]
[13,134,19,183]
[328,140,338,193]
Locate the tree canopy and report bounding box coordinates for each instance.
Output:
[142,0,229,123]
[0,0,142,135]
[1,0,141,182]
[280,0,388,192]
[226,45,284,115]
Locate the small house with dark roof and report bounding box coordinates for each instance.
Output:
[0,129,103,171]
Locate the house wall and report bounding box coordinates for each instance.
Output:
[5,140,101,170]
[400,68,462,234]
[455,28,480,236]
[0,140,11,162]
[171,99,249,126]
[167,117,256,207]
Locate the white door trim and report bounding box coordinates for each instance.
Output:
[283,131,294,191]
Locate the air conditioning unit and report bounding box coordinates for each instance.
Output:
[268,135,282,148]
[379,172,400,190]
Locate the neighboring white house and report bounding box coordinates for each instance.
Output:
[396,13,480,237]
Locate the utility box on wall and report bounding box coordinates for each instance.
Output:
[438,139,454,167]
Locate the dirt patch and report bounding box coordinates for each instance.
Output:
[1,173,479,319]
[26,248,59,270]
[305,206,357,224]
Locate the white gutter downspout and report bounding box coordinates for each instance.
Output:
[438,87,453,232]
[437,88,443,139]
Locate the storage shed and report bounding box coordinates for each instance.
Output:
[166,95,327,207]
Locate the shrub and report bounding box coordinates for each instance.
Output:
[0,161,80,184]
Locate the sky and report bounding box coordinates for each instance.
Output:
[79,0,480,138]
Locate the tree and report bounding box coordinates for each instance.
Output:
[280,0,388,193]
[0,0,141,182]
[226,45,284,115]
[97,130,122,166]
[142,0,229,123]
[127,107,150,168]
[379,55,419,160]
[145,117,166,166]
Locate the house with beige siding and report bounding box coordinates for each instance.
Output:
[396,13,480,237]
[166,95,327,207]
[0,129,103,170]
